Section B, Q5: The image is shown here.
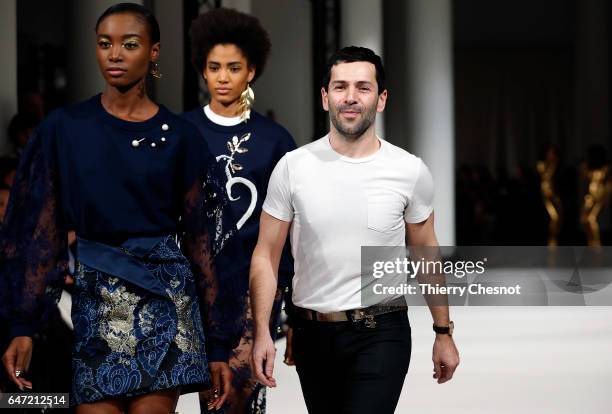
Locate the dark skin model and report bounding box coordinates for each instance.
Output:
[2,11,228,413]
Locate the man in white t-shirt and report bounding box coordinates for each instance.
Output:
[250,46,460,413]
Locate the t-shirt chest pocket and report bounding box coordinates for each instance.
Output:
[366,191,405,233]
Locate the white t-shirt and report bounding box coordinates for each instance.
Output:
[203,104,250,126]
[262,135,434,312]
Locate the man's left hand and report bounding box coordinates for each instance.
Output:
[432,335,459,384]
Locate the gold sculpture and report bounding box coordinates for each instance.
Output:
[581,162,611,247]
[537,147,562,246]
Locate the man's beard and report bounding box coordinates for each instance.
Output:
[329,102,377,140]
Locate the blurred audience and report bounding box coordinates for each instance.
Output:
[8,112,39,155]
[0,156,18,188]
[0,157,18,226]
[19,92,45,122]
[0,185,9,226]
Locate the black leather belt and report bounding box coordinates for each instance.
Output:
[294,305,407,328]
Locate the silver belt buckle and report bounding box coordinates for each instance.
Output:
[349,309,377,328]
[364,312,377,328]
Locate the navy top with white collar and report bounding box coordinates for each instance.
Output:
[182,106,297,286]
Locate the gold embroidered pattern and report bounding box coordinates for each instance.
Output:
[99,278,140,356]
[167,285,200,354]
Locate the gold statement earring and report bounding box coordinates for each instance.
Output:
[238,83,254,122]
[150,62,162,80]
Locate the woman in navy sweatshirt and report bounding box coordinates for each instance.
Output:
[183,8,297,414]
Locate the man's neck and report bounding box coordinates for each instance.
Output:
[328,127,380,158]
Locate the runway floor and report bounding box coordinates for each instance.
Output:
[175,306,612,413]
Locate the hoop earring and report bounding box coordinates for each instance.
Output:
[150,62,162,80]
[238,83,254,122]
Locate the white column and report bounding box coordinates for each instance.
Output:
[0,0,17,155]
[340,0,384,139]
[154,0,183,112]
[251,0,312,146]
[404,0,455,245]
[68,0,143,102]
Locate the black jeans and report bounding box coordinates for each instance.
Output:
[292,310,411,414]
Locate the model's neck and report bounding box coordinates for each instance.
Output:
[209,99,240,118]
[329,126,380,158]
[101,82,157,121]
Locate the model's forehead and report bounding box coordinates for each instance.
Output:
[330,61,376,83]
[97,13,148,37]
[207,44,247,62]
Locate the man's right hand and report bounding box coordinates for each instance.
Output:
[251,332,277,388]
[2,336,33,390]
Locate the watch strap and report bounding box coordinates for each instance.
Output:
[433,321,454,335]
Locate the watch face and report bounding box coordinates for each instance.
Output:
[449,321,454,335]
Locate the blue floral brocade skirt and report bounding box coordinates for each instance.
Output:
[70,236,210,406]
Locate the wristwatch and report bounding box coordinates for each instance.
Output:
[433,321,454,336]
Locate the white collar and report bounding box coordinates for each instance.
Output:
[204,105,249,126]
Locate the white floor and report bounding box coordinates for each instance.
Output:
[176,307,612,413]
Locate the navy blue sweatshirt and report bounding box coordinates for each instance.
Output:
[182,108,296,287]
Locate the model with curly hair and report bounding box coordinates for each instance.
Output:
[182,7,296,414]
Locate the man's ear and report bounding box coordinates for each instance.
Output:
[321,87,330,112]
[377,89,388,113]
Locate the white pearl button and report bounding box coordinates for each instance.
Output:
[131,140,140,148]
[151,142,157,148]
[161,137,166,142]
[161,124,169,131]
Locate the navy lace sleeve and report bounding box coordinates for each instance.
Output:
[178,129,249,362]
[0,117,68,338]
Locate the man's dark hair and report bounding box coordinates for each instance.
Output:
[189,8,271,82]
[322,46,386,94]
[95,3,160,44]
